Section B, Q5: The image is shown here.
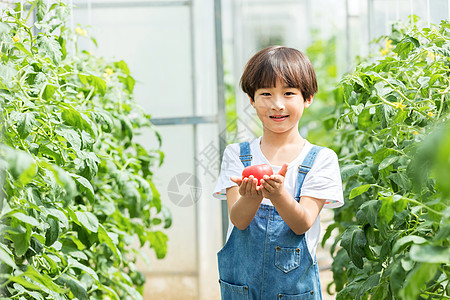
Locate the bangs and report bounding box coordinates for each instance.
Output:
[257,53,301,89]
[240,46,317,100]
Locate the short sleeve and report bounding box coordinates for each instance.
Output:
[213,144,243,200]
[300,148,344,208]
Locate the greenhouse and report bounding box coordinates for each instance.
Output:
[0,0,449,299]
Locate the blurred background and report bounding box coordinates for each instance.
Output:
[2,0,448,299]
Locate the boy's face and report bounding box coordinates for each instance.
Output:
[250,79,312,135]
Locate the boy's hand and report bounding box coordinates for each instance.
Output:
[231,175,263,200]
[260,163,289,200]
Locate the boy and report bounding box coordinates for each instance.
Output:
[213,46,344,299]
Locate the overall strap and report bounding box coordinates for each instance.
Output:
[239,142,252,167]
[294,145,323,201]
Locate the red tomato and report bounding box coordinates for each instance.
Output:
[242,164,273,186]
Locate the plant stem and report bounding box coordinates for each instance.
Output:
[405,198,443,216]
[422,291,450,299]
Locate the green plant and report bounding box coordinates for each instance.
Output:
[304,32,342,146]
[324,19,450,299]
[0,1,170,299]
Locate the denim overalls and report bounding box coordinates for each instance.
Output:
[218,142,323,300]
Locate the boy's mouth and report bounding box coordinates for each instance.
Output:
[269,115,289,119]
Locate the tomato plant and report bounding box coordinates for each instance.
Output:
[324,18,450,299]
[0,1,170,299]
[242,164,273,186]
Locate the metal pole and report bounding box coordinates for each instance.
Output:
[345,0,351,71]
[214,0,228,245]
[385,0,389,35]
[188,1,201,298]
[409,0,414,27]
[395,0,399,20]
[368,0,372,52]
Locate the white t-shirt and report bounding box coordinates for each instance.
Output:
[213,137,344,258]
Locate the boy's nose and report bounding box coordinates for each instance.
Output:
[271,96,285,110]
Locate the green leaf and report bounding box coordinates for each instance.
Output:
[42,83,57,100]
[379,196,394,223]
[55,274,88,300]
[75,211,98,233]
[23,266,67,293]
[68,257,99,282]
[98,285,120,300]
[114,60,130,75]
[373,148,396,164]
[36,0,47,22]
[11,212,40,227]
[351,103,364,115]
[388,172,411,191]
[147,231,168,259]
[37,35,62,65]
[392,235,428,255]
[393,35,420,59]
[119,115,134,141]
[45,163,77,201]
[161,206,172,229]
[8,275,43,291]
[410,244,450,264]
[14,42,32,56]
[340,225,366,269]
[322,223,339,248]
[349,184,373,199]
[340,164,364,180]
[357,108,372,130]
[399,263,439,300]
[17,112,35,139]
[360,200,379,227]
[56,128,81,150]
[10,226,31,256]
[379,155,398,170]
[98,224,122,262]
[89,75,106,96]
[61,107,91,132]
[79,74,106,96]
[91,110,114,132]
[5,149,36,185]
[371,280,389,300]
[118,75,135,94]
[45,217,60,246]
[75,176,95,202]
[0,62,17,90]
[0,21,10,35]
[117,281,143,300]
[0,245,16,268]
[374,81,393,96]
[46,208,69,228]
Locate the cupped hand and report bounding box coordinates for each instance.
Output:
[260,163,288,199]
[231,175,263,199]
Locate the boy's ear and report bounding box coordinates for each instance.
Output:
[304,96,313,108]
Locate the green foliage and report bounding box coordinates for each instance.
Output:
[304,33,343,146]
[326,19,450,299]
[0,1,170,299]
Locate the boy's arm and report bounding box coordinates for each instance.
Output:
[270,189,325,235]
[260,164,325,235]
[226,176,263,230]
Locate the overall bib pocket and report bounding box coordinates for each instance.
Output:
[219,279,249,300]
[275,246,301,273]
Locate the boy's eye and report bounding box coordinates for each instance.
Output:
[261,92,271,96]
[285,91,296,96]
